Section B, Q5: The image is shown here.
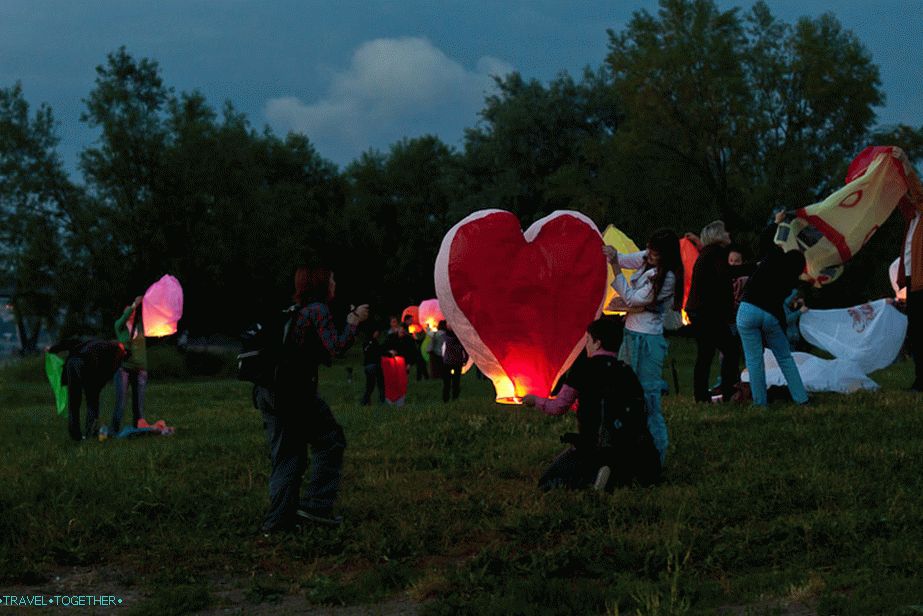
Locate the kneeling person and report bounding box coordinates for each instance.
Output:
[523,318,661,491]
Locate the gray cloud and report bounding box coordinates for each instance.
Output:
[264,37,513,159]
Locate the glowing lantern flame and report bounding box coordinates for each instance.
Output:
[435,210,608,404]
[141,275,183,337]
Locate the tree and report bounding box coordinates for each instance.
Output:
[0,82,74,352]
[605,0,883,233]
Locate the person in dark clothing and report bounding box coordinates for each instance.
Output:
[440,325,468,402]
[48,338,127,441]
[256,266,368,533]
[685,220,740,403]
[523,318,661,491]
[737,243,809,406]
[897,201,923,391]
[360,327,385,406]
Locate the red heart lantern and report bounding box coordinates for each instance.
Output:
[435,210,607,403]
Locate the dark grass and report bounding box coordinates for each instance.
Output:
[2,337,923,614]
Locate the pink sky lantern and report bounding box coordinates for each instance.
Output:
[418,299,444,332]
[435,209,607,404]
[141,275,184,337]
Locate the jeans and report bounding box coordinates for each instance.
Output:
[442,366,461,402]
[64,357,103,440]
[112,367,147,431]
[691,314,740,402]
[256,387,346,531]
[736,302,809,406]
[361,363,385,405]
[909,289,923,387]
[619,330,669,465]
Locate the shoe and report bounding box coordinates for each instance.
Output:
[296,508,343,527]
[593,466,611,491]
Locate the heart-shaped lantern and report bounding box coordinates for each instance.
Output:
[434,210,608,403]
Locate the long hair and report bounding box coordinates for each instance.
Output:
[647,229,684,311]
[293,265,332,306]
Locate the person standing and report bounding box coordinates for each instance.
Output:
[736,245,809,406]
[256,266,368,532]
[111,296,147,433]
[685,220,740,403]
[604,229,682,465]
[898,204,923,391]
[48,338,127,441]
[440,325,468,403]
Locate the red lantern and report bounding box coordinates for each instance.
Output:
[435,210,607,403]
[678,238,699,325]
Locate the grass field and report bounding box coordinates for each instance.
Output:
[2,336,923,615]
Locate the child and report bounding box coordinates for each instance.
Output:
[441,325,468,402]
[523,318,661,491]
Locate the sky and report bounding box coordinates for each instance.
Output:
[1,0,920,176]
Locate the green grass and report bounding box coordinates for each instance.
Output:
[2,337,923,614]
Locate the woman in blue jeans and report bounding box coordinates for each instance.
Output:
[604,229,683,465]
[736,248,809,406]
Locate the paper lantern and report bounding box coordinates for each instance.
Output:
[418,298,445,332]
[678,238,699,324]
[142,275,184,337]
[601,225,640,315]
[381,356,408,404]
[774,146,922,285]
[435,209,608,404]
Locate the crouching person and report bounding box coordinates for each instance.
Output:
[523,318,661,491]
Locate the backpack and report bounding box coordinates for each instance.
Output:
[237,306,297,387]
[442,334,467,368]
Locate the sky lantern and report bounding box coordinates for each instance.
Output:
[400,305,422,334]
[435,209,608,404]
[774,146,922,285]
[678,237,699,324]
[418,298,444,332]
[141,274,184,337]
[601,224,640,315]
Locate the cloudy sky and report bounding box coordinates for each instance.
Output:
[1,0,920,174]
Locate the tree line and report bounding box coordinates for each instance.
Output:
[2,0,922,351]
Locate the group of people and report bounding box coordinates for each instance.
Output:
[359,314,468,406]
[49,296,149,442]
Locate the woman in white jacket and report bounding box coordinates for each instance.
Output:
[603,229,683,465]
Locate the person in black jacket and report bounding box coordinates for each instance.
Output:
[736,242,809,406]
[360,325,385,406]
[685,220,740,402]
[48,338,127,441]
[523,318,661,491]
[255,266,368,532]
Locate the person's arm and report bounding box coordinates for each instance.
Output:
[523,384,578,416]
[303,303,357,356]
[617,250,648,270]
[612,269,656,308]
[114,305,133,335]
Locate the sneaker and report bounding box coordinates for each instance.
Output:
[296,508,343,527]
[593,466,611,491]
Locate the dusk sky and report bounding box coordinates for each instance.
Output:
[2,0,920,175]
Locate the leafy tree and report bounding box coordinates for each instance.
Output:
[606,0,883,233]
[0,82,74,351]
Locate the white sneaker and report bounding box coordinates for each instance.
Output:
[593,466,611,491]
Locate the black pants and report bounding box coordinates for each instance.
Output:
[691,316,740,402]
[64,357,103,441]
[909,289,923,387]
[256,387,346,532]
[361,363,385,405]
[442,366,461,402]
